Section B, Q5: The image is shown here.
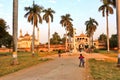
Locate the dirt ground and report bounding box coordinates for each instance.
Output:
[0,52,117,80]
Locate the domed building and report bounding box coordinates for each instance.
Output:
[17,29,39,50]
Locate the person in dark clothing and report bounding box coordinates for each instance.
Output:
[78,54,85,67]
[58,49,61,57]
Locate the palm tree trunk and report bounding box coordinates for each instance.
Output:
[32,26,35,56]
[65,29,67,52]
[48,18,50,52]
[106,14,110,52]
[116,0,120,67]
[37,27,40,41]
[12,0,19,65]
[89,36,91,53]
[117,0,120,51]
[92,35,93,47]
[89,36,92,48]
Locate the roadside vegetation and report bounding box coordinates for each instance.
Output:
[88,49,119,80]
[93,49,118,58]
[0,51,57,77]
[88,59,120,80]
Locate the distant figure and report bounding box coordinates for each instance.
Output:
[58,49,61,57]
[78,54,85,67]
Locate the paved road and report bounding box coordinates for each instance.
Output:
[0,52,91,80]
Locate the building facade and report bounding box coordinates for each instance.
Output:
[68,33,105,51]
[75,33,90,51]
[17,29,39,49]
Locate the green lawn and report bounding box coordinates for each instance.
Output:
[0,51,57,77]
[89,59,120,80]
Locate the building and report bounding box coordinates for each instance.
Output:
[17,29,39,51]
[75,33,90,51]
[67,33,105,51]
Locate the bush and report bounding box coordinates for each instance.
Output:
[93,49,99,53]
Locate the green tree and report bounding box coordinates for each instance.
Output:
[0,18,12,48]
[0,18,9,38]
[98,33,107,48]
[99,0,114,52]
[12,0,18,65]
[101,0,116,7]
[0,32,12,48]
[43,8,55,52]
[60,14,73,51]
[50,32,61,44]
[110,34,117,49]
[98,33,107,42]
[24,1,43,55]
[67,23,74,37]
[85,17,98,48]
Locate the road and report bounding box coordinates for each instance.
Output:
[1,52,115,80]
[0,52,92,80]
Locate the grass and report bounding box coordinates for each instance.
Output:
[88,59,120,80]
[93,49,118,54]
[102,53,118,58]
[0,51,57,77]
[93,49,119,58]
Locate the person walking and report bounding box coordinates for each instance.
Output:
[58,49,61,57]
[78,54,85,67]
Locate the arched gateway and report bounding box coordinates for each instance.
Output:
[76,33,89,51]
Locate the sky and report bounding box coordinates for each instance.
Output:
[0,0,117,43]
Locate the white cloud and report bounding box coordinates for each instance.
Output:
[48,0,56,3]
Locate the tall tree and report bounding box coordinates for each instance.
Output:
[43,8,55,52]
[116,0,120,66]
[12,0,18,65]
[99,0,114,52]
[98,33,107,48]
[60,14,73,51]
[98,33,107,42]
[85,17,98,48]
[101,0,116,7]
[110,34,117,48]
[67,27,73,37]
[50,32,61,44]
[0,18,8,38]
[24,1,43,55]
[0,18,12,48]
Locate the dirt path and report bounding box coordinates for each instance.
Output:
[0,52,117,80]
[0,52,91,80]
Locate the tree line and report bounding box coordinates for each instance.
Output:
[0,0,117,64]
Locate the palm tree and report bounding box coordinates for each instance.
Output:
[43,8,55,52]
[101,0,116,7]
[12,0,19,65]
[67,25,74,38]
[24,1,43,55]
[67,25,74,51]
[116,0,120,66]
[85,17,98,48]
[99,0,114,52]
[60,14,73,51]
